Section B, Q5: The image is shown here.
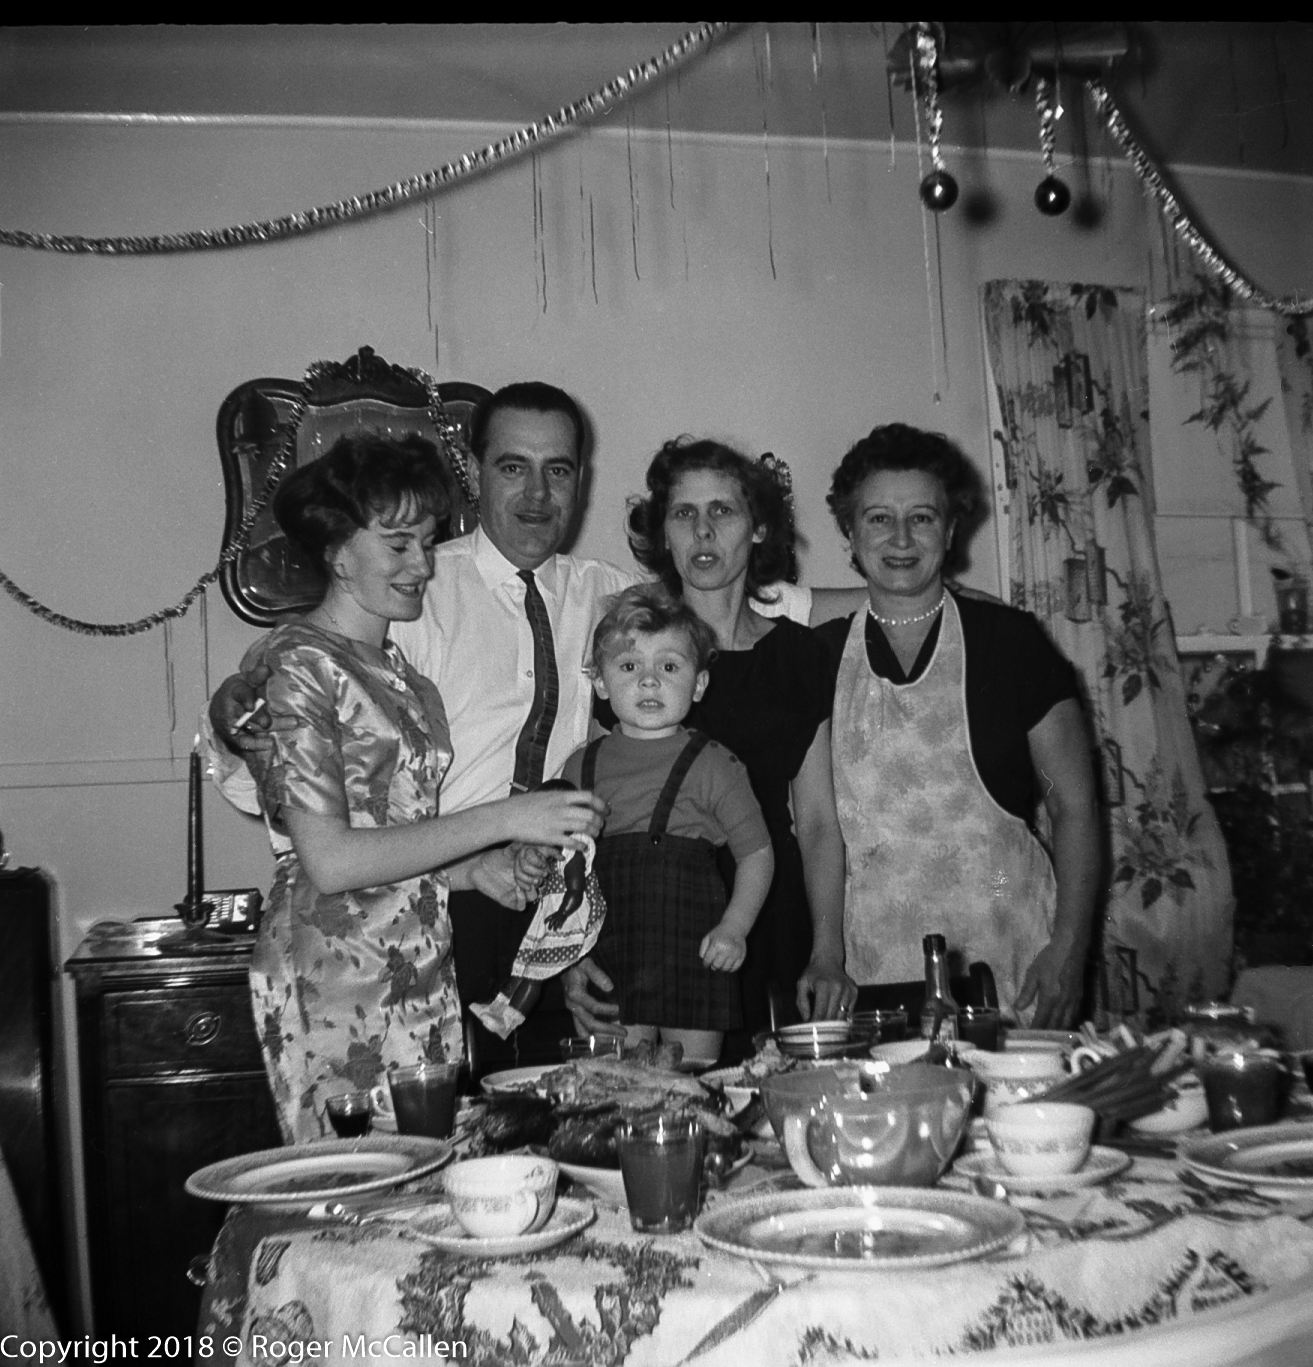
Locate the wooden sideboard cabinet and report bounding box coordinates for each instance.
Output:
[67,921,280,1337]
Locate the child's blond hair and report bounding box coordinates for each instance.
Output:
[590,584,718,674]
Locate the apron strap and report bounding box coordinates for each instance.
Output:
[648,731,711,842]
[580,736,605,792]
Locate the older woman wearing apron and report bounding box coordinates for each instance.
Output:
[817,424,1101,1026]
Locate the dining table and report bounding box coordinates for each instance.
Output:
[195,1101,1313,1367]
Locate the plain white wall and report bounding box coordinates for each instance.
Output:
[1,109,1310,1325]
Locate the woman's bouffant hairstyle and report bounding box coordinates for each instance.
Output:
[826,423,985,577]
[627,438,796,601]
[273,434,452,586]
[590,583,719,674]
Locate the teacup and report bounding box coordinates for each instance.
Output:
[445,1155,558,1239]
[968,1049,1066,1117]
[783,1063,975,1188]
[985,1101,1094,1176]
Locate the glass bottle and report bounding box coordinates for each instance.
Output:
[920,933,959,1042]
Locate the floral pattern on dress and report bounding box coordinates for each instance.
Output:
[245,620,463,1144]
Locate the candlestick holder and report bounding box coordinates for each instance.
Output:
[157,745,234,953]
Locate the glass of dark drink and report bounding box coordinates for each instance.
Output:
[325,1092,372,1138]
[616,1114,704,1233]
[957,1006,1002,1052]
[388,1062,461,1140]
[1200,1049,1282,1132]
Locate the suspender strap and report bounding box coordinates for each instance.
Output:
[580,736,605,793]
[648,731,711,841]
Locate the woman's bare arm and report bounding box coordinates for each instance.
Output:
[283,789,604,896]
[1014,698,1103,1027]
[790,720,857,1020]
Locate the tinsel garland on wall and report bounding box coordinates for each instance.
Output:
[1,22,1309,634]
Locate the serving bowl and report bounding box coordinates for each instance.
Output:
[783,1062,976,1188]
[760,1066,861,1142]
[775,1021,876,1061]
[1128,1072,1208,1134]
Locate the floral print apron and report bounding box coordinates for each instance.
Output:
[831,594,1056,1015]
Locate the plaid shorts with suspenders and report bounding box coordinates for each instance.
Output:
[584,730,742,1032]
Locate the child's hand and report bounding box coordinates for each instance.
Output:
[699,924,747,972]
[511,842,555,897]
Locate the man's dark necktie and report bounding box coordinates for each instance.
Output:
[510,569,559,794]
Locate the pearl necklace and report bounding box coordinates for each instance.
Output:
[868,589,947,629]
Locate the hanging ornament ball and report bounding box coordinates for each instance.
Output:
[1035,175,1072,217]
[919,169,959,213]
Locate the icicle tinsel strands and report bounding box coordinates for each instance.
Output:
[0,23,735,257]
[1036,79,1058,174]
[0,389,306,635]
[914,26,946,172]
[1087,80,1313,317]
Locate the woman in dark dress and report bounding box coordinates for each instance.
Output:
[565,439,855,1048]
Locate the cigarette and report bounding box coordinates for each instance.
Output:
[234,698,267,730]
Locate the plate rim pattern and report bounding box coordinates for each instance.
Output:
[1180,1123,1313,1190]
[952,1144,1131,1193]
[694,1184,1024,1271]
[185,1135,454,1204]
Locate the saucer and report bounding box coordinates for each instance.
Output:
[381,1195,595,1255]
[953,1145,1131,1195]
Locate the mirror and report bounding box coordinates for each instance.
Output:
[216,346,486,626]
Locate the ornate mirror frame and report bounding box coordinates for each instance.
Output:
[216,346,487,626]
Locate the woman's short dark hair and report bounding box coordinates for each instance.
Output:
[627,438,796,601]
[273,433,451,584]
[826,423,985,576]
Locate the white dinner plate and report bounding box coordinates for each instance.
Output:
[1181,1124,1313,1190]
[185,1135,453,1205]
[480,1064,558,1096]
[953,1145,1131,1195]
[379,1195,595,1256]
[695,1185,1024,1271]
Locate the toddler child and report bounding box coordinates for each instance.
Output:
[560,584,774,1065]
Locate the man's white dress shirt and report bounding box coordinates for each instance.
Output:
[391,529,637,811]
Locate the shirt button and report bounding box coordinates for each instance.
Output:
[526,670,534,678]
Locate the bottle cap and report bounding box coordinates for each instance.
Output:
[922,933,947,955]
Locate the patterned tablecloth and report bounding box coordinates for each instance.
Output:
[197,1121,1313,1366]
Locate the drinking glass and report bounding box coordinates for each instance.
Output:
[957,1006,1002,1052]
[388,1061,461,1139]
[325,1091,372,1138]
[1199,1050,1282,1132]
[560,1034,623,1061]
[616,1114,704,1233]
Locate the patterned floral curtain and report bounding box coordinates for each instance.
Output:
[981,280,1233,1025]
[1276,314,1313,545]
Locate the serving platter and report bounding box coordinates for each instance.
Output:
[694,1186,1024,1271]
[1181,1124,1313,1190]
[378,1196,595,1255]
[481,1064,557,1096]
[186,1136,453,1205]
[953,1145,1131,1195]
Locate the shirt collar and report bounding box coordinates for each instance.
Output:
[471,526,560,596]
